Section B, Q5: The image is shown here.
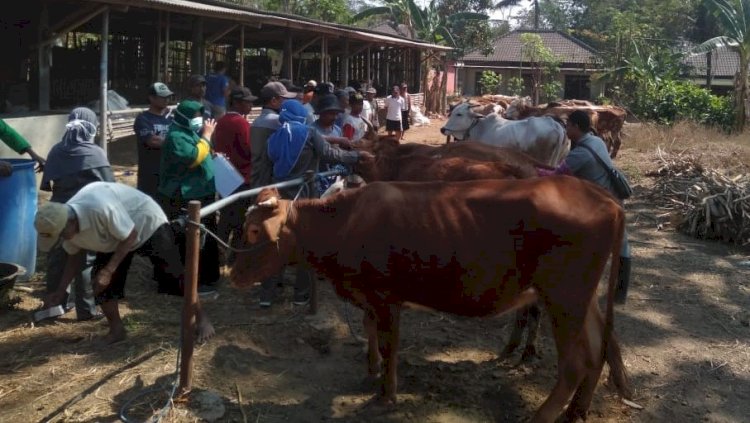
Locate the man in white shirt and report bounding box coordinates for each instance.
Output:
[384,85,405,140]
[35,182,214,345]
[362,87,379,131]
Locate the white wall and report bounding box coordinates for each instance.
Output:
[0,113,69,159]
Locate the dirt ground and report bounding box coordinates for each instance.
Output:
[1,116,749,423]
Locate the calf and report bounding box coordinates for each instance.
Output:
[231,178,632,422]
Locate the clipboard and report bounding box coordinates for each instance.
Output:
[212,153,245,198]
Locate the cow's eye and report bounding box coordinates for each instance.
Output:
[456,113,462,116]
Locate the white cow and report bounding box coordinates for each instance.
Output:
[440,102,569,166]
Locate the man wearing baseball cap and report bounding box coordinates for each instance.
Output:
[214,87,257,257]
[186,74,213,120]
[134,82,173,200]
[250,81,298,190]
[35,182,215,345]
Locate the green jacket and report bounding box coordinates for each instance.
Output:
[159,100,215,199]
[0,119,31,154]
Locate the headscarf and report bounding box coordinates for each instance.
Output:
[267,100,310,180]
[41,107,110,184]
[169,99,204,134]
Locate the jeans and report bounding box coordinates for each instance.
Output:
[45,244,98,319]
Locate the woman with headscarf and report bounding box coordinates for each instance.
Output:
[260,99,373,308]
[158,100,219,299]
[38,107,113,321]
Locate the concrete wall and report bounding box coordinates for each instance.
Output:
[0,113,69,160]
[460,67,603,99]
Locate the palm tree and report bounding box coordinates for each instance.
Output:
[352,0,487,113]
[496,0,539,29]
[694,0,750,132]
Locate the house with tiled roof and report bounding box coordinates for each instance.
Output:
[683,46,739,95]
[456,30,604,99]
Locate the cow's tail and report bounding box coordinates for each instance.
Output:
[604,205,633,399]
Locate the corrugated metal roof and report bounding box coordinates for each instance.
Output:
[89,0,452,50]
[462,30,598,66]
[684,46,740,78]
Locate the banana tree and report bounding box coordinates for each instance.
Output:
[693,0,750,132]
[353,0,487,113]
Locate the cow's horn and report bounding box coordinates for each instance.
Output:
[257,197,279,208]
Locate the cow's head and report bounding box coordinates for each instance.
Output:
[230,188,295,288]
[353,135,401,181]
[440,103,485,140]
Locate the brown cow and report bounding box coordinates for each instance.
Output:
[354,136,547,182]
[231,178,632,422]
[505,97,627,158]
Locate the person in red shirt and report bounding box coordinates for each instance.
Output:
[214,86,257,260]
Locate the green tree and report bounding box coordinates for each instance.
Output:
[694,0,750,131]
[352,0,488,113]
[496,0,540,29]
[478,70,503,94]
[519,33,560,104]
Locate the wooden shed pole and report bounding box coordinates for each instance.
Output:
[99,8,109,153]
[239,25,245,86]
[178,200,201,395]
[164,12,171,83]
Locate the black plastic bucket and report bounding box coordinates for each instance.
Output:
[0,262,26,301]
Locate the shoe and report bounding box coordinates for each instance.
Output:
[77,311,105,322]
[259,300,272,308]
[198,285,219,300]
[292,297,310,307]
[33,305,66,323]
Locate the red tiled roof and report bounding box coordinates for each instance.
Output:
[462,30,599,68]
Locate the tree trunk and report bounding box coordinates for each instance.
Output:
[735,51,748,132]
[421,51,432,113]
[439,61,448,115]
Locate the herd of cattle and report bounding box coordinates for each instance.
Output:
[444,95,628,161]
[228,97,633,422]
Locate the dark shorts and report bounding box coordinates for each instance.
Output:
[385,119,402,132]
[401,110,410,131]
[94,223,183,304]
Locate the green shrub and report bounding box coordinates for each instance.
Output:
[478,71,502,95]
[628,80,733,132]
[507,77,525,96]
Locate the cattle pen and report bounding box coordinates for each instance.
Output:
[174,169,345,400]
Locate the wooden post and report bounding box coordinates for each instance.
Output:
[320,37,325,82]
[284,30,293,81]
[164,12,171,83]
[239,25,245,86]
[342,39,349,86]
[178,200,201,395]
[367,47,371,89]
[155,12,162,82]
[38,4,50,112]
[99,8,109,153]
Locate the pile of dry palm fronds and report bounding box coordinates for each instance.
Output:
[647,147,750,246]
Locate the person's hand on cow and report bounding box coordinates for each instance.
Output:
[358,151,375,163]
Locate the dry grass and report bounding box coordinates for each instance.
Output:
[623,121,750,175]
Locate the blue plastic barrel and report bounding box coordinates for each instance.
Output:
[0,159,37,280]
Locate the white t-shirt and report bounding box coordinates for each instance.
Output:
[385,96,404,121]
[362,100,373,123]
[341,113,368,142]
[62,182,169,255]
